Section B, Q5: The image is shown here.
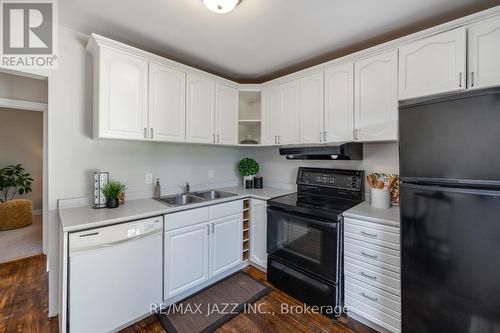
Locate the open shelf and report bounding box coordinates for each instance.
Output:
[238,119,261,123]
[242,199,251,259]
[239,91,261,145]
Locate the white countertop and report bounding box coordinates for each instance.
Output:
[343,201,400,226]
[59,187,295,232]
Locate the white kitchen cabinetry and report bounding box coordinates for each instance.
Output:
[149,62,186,142]
[324,62,354,142]
[164,201,243,300]
[94,47,149,140]
[278,81,300,145]
[354,50,398,142]
[210,214,243,276]
[399,27,466,100]
[164,223,210,298]
[186,74,216,144]
[249,199,268,270]
[468,15,500,89]
[215,84,239,145]
[299,72,324,144]
[261,88,279,145]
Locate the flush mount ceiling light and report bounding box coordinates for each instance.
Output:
[203,0,241,14]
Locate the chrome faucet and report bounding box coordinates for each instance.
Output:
[184,181,190,194]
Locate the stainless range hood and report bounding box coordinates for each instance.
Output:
[279,142,363,160]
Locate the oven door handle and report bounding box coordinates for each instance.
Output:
[267,207,338,229]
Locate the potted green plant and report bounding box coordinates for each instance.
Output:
[0,164,34,230]
[237,158,259,188]
[101,181,126,208]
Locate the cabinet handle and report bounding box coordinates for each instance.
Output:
[361,231,378,238]
[459,72,463,88]
[278,135,281,144]
[471,72,475,87]
[361,292,378,302]
[150,128,153,139]
[213,133,216,144]
[354,128,359,141]
[206,224,210,235]
[361,271,377,280]
[217,134,220,144]
[211,222,214,233]
[319,131,323,142]
[323,131,327,142]
[274,136,277,144]
[144,128,147,139]
[361,251,378,259]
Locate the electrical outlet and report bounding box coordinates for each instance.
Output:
[145,173,153,185]
[208,169,215,179]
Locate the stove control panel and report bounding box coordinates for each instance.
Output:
[298,170,362,191]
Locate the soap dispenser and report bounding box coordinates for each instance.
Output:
[154,178,161,199]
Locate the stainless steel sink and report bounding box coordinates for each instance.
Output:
[192,190,237,200]
[159,194,205,207]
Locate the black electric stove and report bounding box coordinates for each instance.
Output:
[267,167,364,315]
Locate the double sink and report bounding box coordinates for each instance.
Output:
[158,190,237,207]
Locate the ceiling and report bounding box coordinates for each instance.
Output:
[60,0,500,82]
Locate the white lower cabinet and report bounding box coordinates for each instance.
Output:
[164,201,243,300]
[343,216,401,333]
[249,199,267,269]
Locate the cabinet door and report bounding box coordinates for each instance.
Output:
[398,27,466,100]
[215,83,238,145]
[468,16,500,90]
[299,72,324,144]
[148,62,186,142]
[250,199,267,269]
[186,74,215,144]
[278,81,300,145]
[261,88,279,145]
[324,62,354,142]
[210,214,242,277]
[98,47,148,140]
[355,50,398,142]
[164,223,210,298]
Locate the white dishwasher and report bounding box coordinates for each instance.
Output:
[69,216,163,333]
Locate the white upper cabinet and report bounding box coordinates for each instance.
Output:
[278,81,300,145]
[186,74,216,144]
[261,88,279,145]
[355,50,398,142]
[148,62,186,142]
[468,15,500,90]
[96,47,149,140]
[299,72,324,144]
[399,27,467,100]
[215,84,238,145]
[324,62,354,142]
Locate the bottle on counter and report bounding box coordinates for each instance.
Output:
[154,178,161,199]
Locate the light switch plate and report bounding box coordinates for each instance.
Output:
[145,173,153,184]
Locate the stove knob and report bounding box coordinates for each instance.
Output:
[351,183,357,188]
[351,176,358,182]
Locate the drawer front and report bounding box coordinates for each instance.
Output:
[345,259,400,295]
[346,295,401,333]
[345,279,401,314]
[344,222,400,249]
[210,200,242,220]
[344,239,400,268]
[165,207,210,231]
[344,217,400,234]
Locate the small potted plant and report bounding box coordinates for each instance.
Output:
[101,181,126,208]
[0,164,34,230]
[238,158,259,188]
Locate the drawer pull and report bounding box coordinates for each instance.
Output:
[361,292,378,302]
[361,271,377,280]
[361,231,378,238]
[361,251,378,259]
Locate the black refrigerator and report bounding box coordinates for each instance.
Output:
[399,88,500,333]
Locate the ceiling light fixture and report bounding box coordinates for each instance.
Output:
[203,0,240,14]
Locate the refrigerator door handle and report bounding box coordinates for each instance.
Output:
[401,182,500,197]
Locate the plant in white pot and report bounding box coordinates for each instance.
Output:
[0,164,34,230]
[238,158,259,188]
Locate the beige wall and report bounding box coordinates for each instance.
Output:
[0,108,43,210]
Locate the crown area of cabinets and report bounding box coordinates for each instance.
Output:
[87,13,500,147]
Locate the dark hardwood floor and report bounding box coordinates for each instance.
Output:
[0,255,376,333]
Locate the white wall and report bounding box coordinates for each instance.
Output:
[46,27,243,316]
[242,142,399,191]
[0,108,43,210]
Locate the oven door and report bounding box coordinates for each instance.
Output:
[267,207,340,283]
